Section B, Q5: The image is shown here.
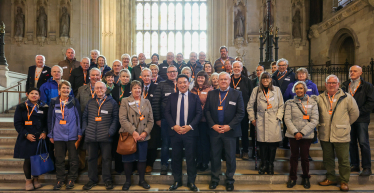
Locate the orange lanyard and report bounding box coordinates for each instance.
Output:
[174,83,177,92]
[219,89,229,106]
[90,84,94,98]
[116,77,120,84]
[197,89,200,96]
[299,96,309,114]
[83,71,87,84]
[143,87,149,99]
[25,102,36,121]
[135,101,142,116]
[96,96,107,117]
[221,59,227,69]
[59,97,68,120]
[277,70,287,80]
[35,68,42,80]
[153,76,158,83]
[263,89,271,105]
[232,76,241,89]
[120,85,126,99]
[328,94,336,112]
[349,81,361,96]
[190,65,196,78]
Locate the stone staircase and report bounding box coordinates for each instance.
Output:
[0,115,373,192]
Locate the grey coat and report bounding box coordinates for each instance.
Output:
[247,86,284,142]
[119,95,154,141]
[284,95,319,139]
[76,84,111,112]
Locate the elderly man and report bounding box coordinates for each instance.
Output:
[26,55,51,91]
[230,61,253,160]
[317,75,359,192]
[69,57,91,96]
[271,62,278,74]
[82,81,118,190]
[90,49,100,67]
[58,47,80,80]
[272,58,295,148]
[181,67,195,91]
[176,53,187,69]
[341,65,374,176]
[159,52,179,80]
[252,65,264,86]
[197,51,208,66]
[214,46,235,73]
[181,52,203,80]
[152,65,179,175]
[109,60,122,85]
[148,53,160,66]
[40,65,72,105]
[132,53,149,81]
[121,53,133,73]
[205,72,245,191]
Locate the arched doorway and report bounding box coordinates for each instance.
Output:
[329,28,359,65]
[337,36,355,64]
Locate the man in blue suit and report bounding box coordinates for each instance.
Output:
[204,72,245,191]
[165,74,202,191]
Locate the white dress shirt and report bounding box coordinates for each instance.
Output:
[175,91,194,130]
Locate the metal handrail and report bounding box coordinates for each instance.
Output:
[1,78,27,114]
[0,78,27,92]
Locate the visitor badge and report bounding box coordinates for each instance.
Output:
[35,78,39,81]
[218,106,223,110]
[201,92,207,94]
[229,101,236,105]
[329,110,332,115]
[192,76,195,79]
[236,87,240,90]
[150,94,153,97]
[37,110,43,114]
[25,121,32,125]
[95,117,102,121]
[163,66,167,68]
[55,110,61,113]
[165,93,171,96]
[285,78,290,81]
[307,89,312,92]
[269,97,275,101]
[305,105,312,108]
[101,110,108,114]
[267,104,272,109]
[139,76,142,78]
[222,66,225,69]
[42,70,47,73]
[303,115,310,120]
[60,120,67,124]
[333,99,337,102]
[140,115,145,121]
[62,66,68,69]
[128,102,135,106]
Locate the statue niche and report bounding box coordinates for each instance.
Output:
[234,9,245,39]
[14,7,25,37]
[60,7,70,37]
[292,9,302,38]
[37,6,47,37]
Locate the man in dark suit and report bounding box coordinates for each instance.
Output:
[131,53,149,81]
[205,72,245,191]
[165,74,202,191]
[26,55,51,91]
[69,57,91,96]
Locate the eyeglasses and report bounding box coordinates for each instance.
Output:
[278,65,287,67]
[95,87,106,90]
[326,82,338,85]
[167,71,178,73]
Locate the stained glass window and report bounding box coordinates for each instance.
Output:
[136,0,207,57]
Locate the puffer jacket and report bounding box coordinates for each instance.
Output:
[152,79,178,121]
[158,60,180,80]
[284,95,319,139]
[316,89,359,143]
[283,80,319,101]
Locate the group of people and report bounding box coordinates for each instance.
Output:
[14,46,373,192]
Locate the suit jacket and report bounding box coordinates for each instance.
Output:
[143,82,157,105]
[69,66,90,97]
[164,92,202,137]
[204,88,245,138]
[26,65,51,91]
[111,83,131,104]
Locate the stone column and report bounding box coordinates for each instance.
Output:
[0,21,9,88]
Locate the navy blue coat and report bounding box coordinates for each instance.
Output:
[272,68,296,98]
[283,80,319,101]
[13,101,49,158]
[164,91,202,137]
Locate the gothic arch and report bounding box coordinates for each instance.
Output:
[328,27,359,64]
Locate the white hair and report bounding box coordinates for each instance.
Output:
[121,54,131,61]
[326,74,340,83]
[276,58,289,66]
[81,57,90,62]
[112,60,122,65]
[149,64,159,71]
[66,47,75,53]
[120,69,131,79]
[218,71,230,79]
[95,81,106,88]
[232,61,243,68]
[181,67,192,74]
[292,81,308,94]
[89,67,101,76]
[90,49,100,55]
[141,67,152,76]
[35,55,45,61]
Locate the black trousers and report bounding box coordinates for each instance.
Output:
[236,114,249,153]
[146,124,161,167]
[112,132,124,173]
[87,142,112,183]
[210,135,236,184]
[170,134,197,184]
[54,141,79,182]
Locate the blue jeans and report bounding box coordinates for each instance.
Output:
[350,122,372,169]
[161,119,171,166]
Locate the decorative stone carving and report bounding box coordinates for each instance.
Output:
[14,7,24,37]
[37,6,47,37]
[234,9,245,38]
[60,7,69,37]
[292,9,301,38]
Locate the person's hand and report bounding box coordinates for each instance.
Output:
[156,120,161,127]
[27,134,36,142]
[139,132,147,141]
[212,125,221,133]
[221,125,231,133]
[295,133,303,140]
[132,131,140,142]
[251,120,256,127]
[173,125,183,135]
[39,133,46,140]
[182,125,192,134]
[50,138,54,144]
[78,135,82,141]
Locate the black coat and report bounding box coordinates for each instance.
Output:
[13,101,49,158]
[272,68,296,98]
[26,65,51,91]
[69,66,90,97]
[131,62,149,82]
[180,62,204,78]
[152,79,178,121]
[143,82,157,105]
[230,74,253,108]
[111,83,131,105]
[204,88,245,138]
[341,77,374,123]
[158,60,181,80]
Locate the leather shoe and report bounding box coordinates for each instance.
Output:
[340,182,349,192]
[139,181,150,189]
[286,180,296,188]
[200,164,209,172]
[319,179,337,186]
[359,168,372,176]
[350,165,360,172]
[145,166,152,173]
[196,163,202,171]
[209,181,218,189]
[226,183,234,191]
[122,182,131,191]
[169,181,182,191]
[187,183,198,191]
[301,178,311,189]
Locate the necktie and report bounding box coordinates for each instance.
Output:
[180,93,185,126]
[145,86,148,96]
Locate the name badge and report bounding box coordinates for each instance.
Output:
[25,121,32,125]
[201,92,207,94]
[269,97,275,101]
[333,99,337,102]
[163,66,168,68]
[229,101,236,105]
[165,93,171,96]
[37,110,43,114]
[101,110,108,114]
[218,106,223,110]
[267,104,272,109]
[60,120,67,124]
[55,110,62,113]
[62,66,68,69]
[154,83,158,85]
[307,89,312,92]
[285,78,290,81]
[303,115,310,120]
[95,117,102,121]
[236,87,240,90]
[128,102,135,106]
[305,105,312,108]
[42,70,47,73]
[150,94,153,97]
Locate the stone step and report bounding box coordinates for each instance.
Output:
[0,128,17,136]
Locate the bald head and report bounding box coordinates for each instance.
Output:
[349,65,363,80]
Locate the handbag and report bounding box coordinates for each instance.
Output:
[116,132,137,155]
[30,139,54,176]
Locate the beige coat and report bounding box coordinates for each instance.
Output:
[119,95,154,141]
[247,86,284,142]
[316,89,359,143]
